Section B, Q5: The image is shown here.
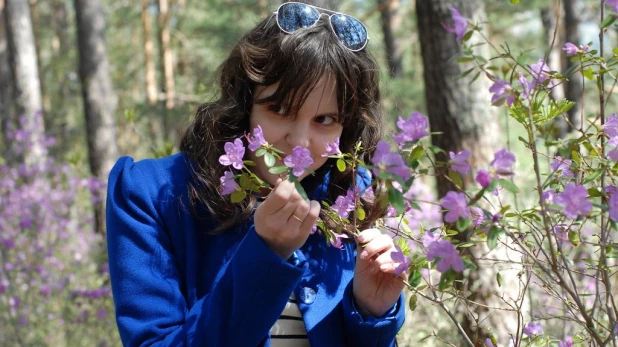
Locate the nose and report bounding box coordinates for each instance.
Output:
[286,121,310,148]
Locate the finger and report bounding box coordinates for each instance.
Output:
[287,198,311,225]
[274,188,305,221]
[260,180,295,214]
[356,228,382,245]
[299,200,320,232]
[358,234,394,261]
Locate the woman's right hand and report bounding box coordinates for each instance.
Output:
[254,178,320,260]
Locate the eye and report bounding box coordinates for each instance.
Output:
[315,115,338,125]
[267,104,288,116]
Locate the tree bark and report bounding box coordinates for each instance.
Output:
[416,0,523,344]
[4,0,46,164]
[0,0,13,143]
[302,0,337,11]
[379,0,403,78]
[563,0,583,133]
[73,0,119,235]
[158,0,175,110]
[142,0,158,105]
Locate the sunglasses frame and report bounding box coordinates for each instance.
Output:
[273,2,370,52]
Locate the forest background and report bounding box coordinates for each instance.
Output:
[1,0,616,346]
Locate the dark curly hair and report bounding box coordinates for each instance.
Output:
[180,13,387,234]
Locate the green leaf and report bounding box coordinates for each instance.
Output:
[509,0,520,3]
[408,294,418,312]
[487,225,499,250]
[231,190,246,203]
[571,151,581,165]
[456,218,470,232]
[583,169,604,184]
[496,272,502,287]
[582,67,595,81]
[600,15,617,29]
[255,148,266,157]
[448,169,463,188]
[438,269,457,291]
[568,231,579,247]
[337,159,346,172]
[409,270,422,288]
[242,160,256,167]
[498,179,520,193]
[239,174,252,189]
[388,186,406,214]
[409,146,425,162]
[264,152,275,168]
[457,56,474,63]
[356,207,366,221]
[268,166,289,175]
[294,182,308,200]
[588,187,602,197]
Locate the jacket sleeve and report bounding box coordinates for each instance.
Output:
[106,157,307,346]
[342,280,406,346]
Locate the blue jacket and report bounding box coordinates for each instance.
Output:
[106,153,405,346]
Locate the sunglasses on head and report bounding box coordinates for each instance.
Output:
[274,2,369,52]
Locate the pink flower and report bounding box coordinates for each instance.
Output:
[489,78,515,107]
[449,150,471,174]
[550,156,573,177]
[523,321,543,336]
[609,189,618,222]
[441,191,470,223]
[558,336,573,347]
[555,182,592,219]
[394,112,429,145]
[219,138,245,170]
[608,149,618,162]
[330,232,349,249]
[247,125,266,152]
[426,239,465,273]
[606,0,618,13]
[443,7,467,42]
[321,137,341,157]
[219,171,238,196]
[530,59,555,88]
[283,146,314,177]
[371,140,411,180]
[476,169,492,188]
[518,73,533,99]
[490,148,516,177]
[470,207,485,227]
[422,230,439,248]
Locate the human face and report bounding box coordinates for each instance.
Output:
[248,76,343,186]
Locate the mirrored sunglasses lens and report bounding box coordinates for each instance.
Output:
[277,3,320,33]
[330,14,368,51]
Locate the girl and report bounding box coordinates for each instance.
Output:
[107,2,407,346]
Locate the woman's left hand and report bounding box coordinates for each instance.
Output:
[352,228,407,317]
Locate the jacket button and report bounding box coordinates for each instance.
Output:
[299,287,316,304]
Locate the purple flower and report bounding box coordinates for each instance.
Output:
[542,189,555,204]
[608,149,618,162]
[550,156,573,177]
[605,113,618,138]
[371,140,411,180]
[321,137,341,157]
[489,78,515,107]
[219,171,238,196]
[394,112,429,144]
[426,239,465,273]
[476,169,492,188]
[219,138,245,170]
[422,230,439,248]
[523,321,543,336]
[390,246,410,275]
[470,207,485,227]
[330,232,349,249]
[247,125,266,152]
[443,7,467,42]
[558,336,573,347]
[563,42,578,55]
[609,189,618,222]
[332,189,356,219]
[530,59,554,88]
[441,191,470,223]
[485,338,495,347]
[555,182,592,219]
[606,0,618,13]
[449,150,471,174]
[518,73,533,99]
[284,146,314,177]
[361,186,375,203]
[490,148,516,177]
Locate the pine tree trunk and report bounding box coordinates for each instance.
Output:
[0,1,13,144]
[563,0,583,133]
[73,0,119,235]
[379,0,403,78]
[416,0,524,344]
[4,0,46,164]
[142,0,158,105]
[158,0,174,110]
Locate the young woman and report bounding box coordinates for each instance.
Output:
[106,2,407,346]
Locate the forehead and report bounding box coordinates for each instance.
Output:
[254,74,339,109]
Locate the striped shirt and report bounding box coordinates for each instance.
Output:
[270,293,310,346]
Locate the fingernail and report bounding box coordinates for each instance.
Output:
[380,264,390,271]
[360,251,368,260]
